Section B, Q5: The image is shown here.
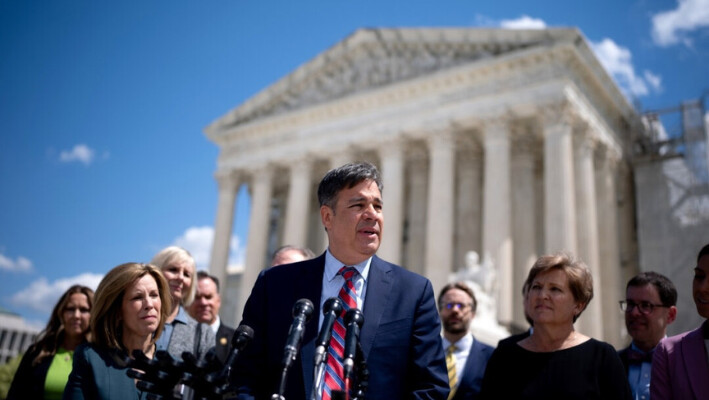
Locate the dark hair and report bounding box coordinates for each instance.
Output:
[197,270,220,293]
[317,162,383,209]
[32,285,94,365]
[626,271,678,307]
[698,243,709,263]
[524,252,593,323]
[438,282,478,313]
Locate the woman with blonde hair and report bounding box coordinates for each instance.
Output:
[8,285,94,400]
[63,262,171,399]
[479,252,631,399]
[151,246,214,362]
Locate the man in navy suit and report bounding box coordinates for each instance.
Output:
[438,282,494,400]
[232,162,449,400]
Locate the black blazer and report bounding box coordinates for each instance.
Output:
[232,253,449,400]
[215,322,236,364]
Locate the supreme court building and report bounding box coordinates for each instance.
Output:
[204,27,643,347]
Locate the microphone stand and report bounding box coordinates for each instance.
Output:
[311,298,343,400]
[272,299,314,400]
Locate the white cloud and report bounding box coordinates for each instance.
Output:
[500,15,547,30]
[590,38,662,98]
[651,0,709,47]
[0,252,33,272]
[172,226,244,272]
[59,144,96,166]
[643,70,663,92]
[10,273,103,313]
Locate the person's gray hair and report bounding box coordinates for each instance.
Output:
[317,162,382,210]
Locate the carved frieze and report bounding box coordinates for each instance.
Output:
[220,28,566,128]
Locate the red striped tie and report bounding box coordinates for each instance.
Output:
[323,266,358,400]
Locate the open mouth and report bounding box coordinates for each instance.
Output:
[359,226,379,236]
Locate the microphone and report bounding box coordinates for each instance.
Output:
[220,324,254,380]
[314,297,343,366]
[342,308,364,379]
[282,298,315,368]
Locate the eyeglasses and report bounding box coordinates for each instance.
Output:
[441,302,472,311]
[619,300,668,314]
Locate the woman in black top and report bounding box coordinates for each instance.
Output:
[479,253,631,400]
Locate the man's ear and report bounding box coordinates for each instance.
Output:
[667,305,678,324]
[320,205,332,231]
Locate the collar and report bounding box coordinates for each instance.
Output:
[442,333,473,351]
[324,249,371,282]
[172,306,189,325]
[210,316,221,334]
[703,320,709,339]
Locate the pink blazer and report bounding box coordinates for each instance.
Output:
[651,324,709,400]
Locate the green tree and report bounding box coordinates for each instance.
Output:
[0,354,23,400]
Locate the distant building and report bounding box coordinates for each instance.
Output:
[0,308,38,364]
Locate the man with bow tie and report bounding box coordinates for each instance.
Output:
[618,272,677,400]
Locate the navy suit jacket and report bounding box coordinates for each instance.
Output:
[617,346,632,374]
[451,338,494,400]
[232,253,449,400]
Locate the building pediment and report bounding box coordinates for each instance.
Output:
[209,27,582,131]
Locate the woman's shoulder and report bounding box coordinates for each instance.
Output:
[660,324,704,348]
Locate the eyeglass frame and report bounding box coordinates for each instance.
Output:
[440,302,472,311]
[619,300,669,314]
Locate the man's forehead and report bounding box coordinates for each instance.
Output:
[627,283,660,299]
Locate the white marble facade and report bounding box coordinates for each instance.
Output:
[204,28,640,347]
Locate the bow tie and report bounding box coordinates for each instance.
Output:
[627,348,653,364]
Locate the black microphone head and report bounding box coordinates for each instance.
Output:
[292,298,314,321]
[344,308,364,327]
[322,297,343,315]
[232,324,255,346]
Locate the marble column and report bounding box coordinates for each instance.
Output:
[209,169,240,300]
[482,118,513,324]
[405,145,428,275]
[283,161,312,248]
[511,132,537,329]
[330,150,353,170]
[573,129,603,338]
[238,167,273,322]
[378,140,405,264]
[454,139,483,270]
[596,147,623,346]
[543,107,578,254]
[425,131,456,293]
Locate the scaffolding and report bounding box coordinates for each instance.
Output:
[634,94,708,183]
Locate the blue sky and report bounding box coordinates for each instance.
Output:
[1,0,708,328]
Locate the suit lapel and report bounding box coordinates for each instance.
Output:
[459,340,481,390]
[360,255,393,358]
[299,255,326,400]
[680,326,709,398]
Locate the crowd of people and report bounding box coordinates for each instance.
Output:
[6,161,708,400]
